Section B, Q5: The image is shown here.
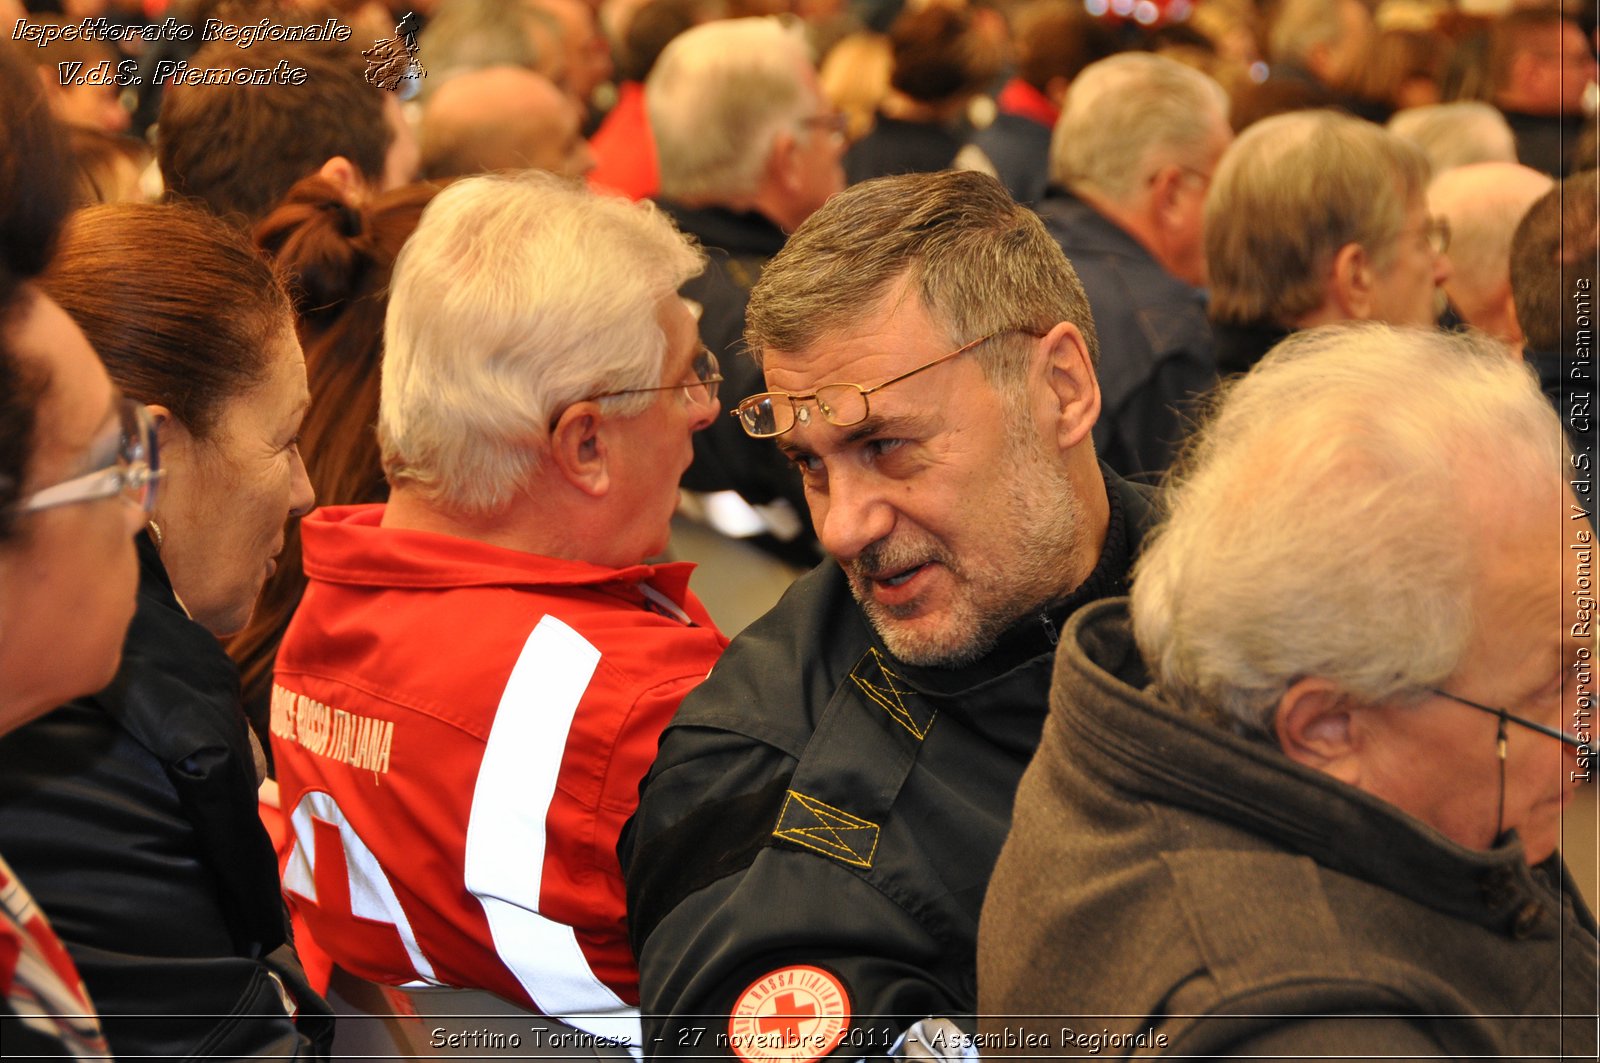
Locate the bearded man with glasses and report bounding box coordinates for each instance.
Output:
[981,324,1597,1058]
[268,172,729,1056]
[623,169,1153,1059]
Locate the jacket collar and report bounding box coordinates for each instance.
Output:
[299,503,700,608]
[996,77,1058,128]
[655,200,788,259]
[1055,598,1594,936]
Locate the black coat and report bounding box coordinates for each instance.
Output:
[658,200,820,566]
[1036,191,1217,480]
[623,472,1152,1057]
[0,534,332,1059]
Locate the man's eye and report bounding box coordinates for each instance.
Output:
[866,438,907,458]
[790,453,823,475]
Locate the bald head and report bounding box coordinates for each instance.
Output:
[421,65,595,180]
[1427,162,1554,347]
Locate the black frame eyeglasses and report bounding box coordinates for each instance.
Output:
[590,346,722,406]
[1428,686,1585,844]
[732,328,1043,439]
[20,397,163,515]
[1427,687,1584,749]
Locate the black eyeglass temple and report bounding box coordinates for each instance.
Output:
[1427,687,1585,748]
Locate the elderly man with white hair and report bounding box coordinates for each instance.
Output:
[1038,51,1231,479]
[268,172,729,1055]
[1427,160,1553,350]
[647,15,847,564]
[981,324,1597,1058]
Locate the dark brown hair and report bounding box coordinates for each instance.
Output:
[0,39,75,543]
[887,4,997,105]
[1013,1,1116,96]
[157,37,391,225]
[1511,171,1598,354]
[41,203,294,438]
[230,176,440,728]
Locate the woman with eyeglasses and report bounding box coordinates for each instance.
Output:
[0,38,133,1059]
[0,202,332,1059]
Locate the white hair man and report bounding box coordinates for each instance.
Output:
[420,65,596,179]
[1266,0,1372,100]
[1427,161,1553,350]
[645,16,846,564]
[1040,51,1231,478]
[1205,110,1452,373]
[982,323,1596,1057]
[268,172,729,1054]
[1233,0,1375,125]
[1388,101,1518,175]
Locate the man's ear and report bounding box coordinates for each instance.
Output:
[1500,287,1526,349]
[548,401,610,498]
[1274,677,1362,785]
[317,156,364,198]
[1147,163,1187,225]
[1038,322,1101,451]
[764,130,801,196]
[1328,241,1376,320]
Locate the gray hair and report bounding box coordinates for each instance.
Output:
[647,17,815,202]
[1205,110,1431,328]
[418,0,565,87]
[1426,162,1553,332]
[745,169,1098,390]
[1388,102,1518,174]
[1049,52,1229,203]
[380,172,704,515]
[1268,0,1349,67]
[1132,324,1567,735]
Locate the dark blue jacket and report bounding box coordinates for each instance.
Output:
[1037,191,1216,479]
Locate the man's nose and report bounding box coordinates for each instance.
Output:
[815,463,893,563]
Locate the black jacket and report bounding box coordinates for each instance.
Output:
[659,200,820,567]
[844,114,967,186]
[0,534,332,1059]
[980,599,1599,1058]
[623,472,1152,1058]
[1037,191,1217,480]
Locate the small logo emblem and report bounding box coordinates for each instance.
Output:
[728,965,852,1063]
[362,11,426,98]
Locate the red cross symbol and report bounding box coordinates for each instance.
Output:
[757,992,816,1038]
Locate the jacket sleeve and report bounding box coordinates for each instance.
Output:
[624,723,965,1061]
[0,701,334,1061]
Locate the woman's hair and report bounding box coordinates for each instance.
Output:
[68,127,152,206]
[230,175,441,730]
[1,39,75,544]
[40,203,294,439]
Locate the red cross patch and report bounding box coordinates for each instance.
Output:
[728,964,852,1063]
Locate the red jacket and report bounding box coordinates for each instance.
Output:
[270,505,727,1051]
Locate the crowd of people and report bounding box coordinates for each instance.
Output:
[0,0,1596,1060]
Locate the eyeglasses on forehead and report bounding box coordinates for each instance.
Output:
[732,328,1044,440]
[18,396,163,516]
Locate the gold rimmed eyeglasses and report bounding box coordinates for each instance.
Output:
[732,329,1043,439]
